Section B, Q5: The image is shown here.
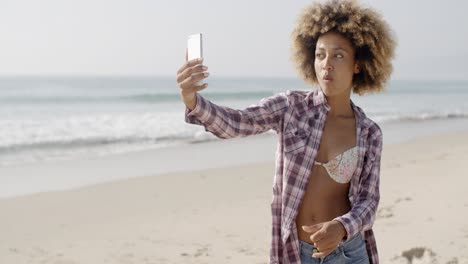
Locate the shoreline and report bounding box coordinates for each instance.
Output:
[1,117,468,199]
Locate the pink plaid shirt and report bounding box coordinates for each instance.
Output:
[185,88,382,264]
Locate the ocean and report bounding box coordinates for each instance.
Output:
[1,76,468,167]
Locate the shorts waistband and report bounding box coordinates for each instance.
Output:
[299,233,363,254]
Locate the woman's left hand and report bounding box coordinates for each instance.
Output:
[301,220,347,258]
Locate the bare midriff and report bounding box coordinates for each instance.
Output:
[295,164,351,244]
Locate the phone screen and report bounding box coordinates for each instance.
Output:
[187,33,203,61]
[187,33,204,85]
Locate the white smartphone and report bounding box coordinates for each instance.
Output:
[187,33,204,85]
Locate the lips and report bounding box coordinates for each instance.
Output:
[323,75,333,81]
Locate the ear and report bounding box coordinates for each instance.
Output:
[354,61,360,74]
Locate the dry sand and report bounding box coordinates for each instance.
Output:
[1,131,467,264]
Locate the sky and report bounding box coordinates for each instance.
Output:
[0,0,467,80]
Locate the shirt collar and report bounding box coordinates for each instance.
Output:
[306,88,330,110]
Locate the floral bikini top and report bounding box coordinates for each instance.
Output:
[313,146,358,183]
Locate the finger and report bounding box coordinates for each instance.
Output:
[177,64,208,83]
[310,231,326,243]
[302,223,322,234]
[177,63,208,83]
[177,57,204,75]
[179,71,209,90]
[193,83,208,93]
[312,247,336,259]
[178,72,209,90]
[314,239,336,253]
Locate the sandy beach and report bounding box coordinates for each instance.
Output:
[1,128,467,264]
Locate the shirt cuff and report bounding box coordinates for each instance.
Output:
[332,216,353,243]
[184,93,212,125]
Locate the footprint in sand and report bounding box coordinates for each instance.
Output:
[236,247,257,256]
[118,252,135,263]
[193,246,210,257]
[446,257,459,264]
[378,197,413,219]
[23,247,77,264]
[8,247,19,253]
[138,235,166,245]
[24,247,47,259]
[390,247,438,264]
[395,197,412,204]
[377,206,394,218]
[388,162,402,168]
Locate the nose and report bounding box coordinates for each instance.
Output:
[322,56,333,71]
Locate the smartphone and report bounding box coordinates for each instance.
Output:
[187,33,204,85]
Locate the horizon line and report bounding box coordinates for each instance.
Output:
[0,74,467,82]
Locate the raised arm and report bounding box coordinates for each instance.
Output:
[176,50,290,138]
[184,92,290,138]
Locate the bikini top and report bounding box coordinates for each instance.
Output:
[314,146,358,183]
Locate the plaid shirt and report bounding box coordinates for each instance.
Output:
[185,88,382,264]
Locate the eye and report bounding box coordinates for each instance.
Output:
[315,53,325,59]
[335,53,344,58]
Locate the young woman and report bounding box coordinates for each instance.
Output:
[176,1,396,263]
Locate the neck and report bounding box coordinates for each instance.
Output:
[325,90,354,118]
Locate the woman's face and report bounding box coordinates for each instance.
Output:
[314,31,359,97]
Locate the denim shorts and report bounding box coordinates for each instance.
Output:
[299,233,369,264]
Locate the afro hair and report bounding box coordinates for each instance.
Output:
[291,0,397,95]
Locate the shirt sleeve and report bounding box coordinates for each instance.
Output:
[184,92,290,138]
[333,129,383,242]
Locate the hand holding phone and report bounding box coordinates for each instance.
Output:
[177,33,208,110]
